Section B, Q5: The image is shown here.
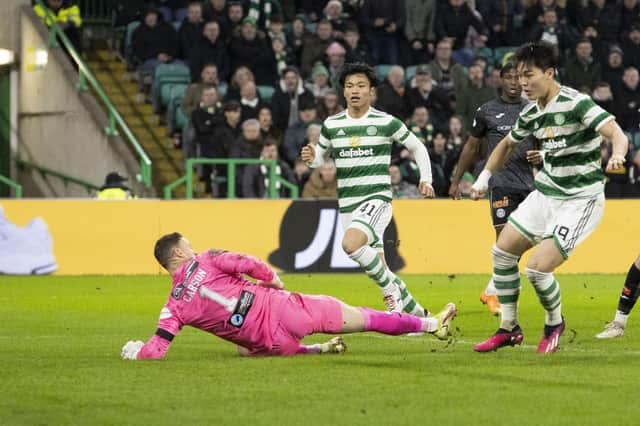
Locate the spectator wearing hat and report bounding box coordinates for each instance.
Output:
[131,7,180,76]
[306,62,332,99]
[96,172,135,200]
[455,62,495,131]
[375,66,411,121]
[622,24,640,69]
[271,66,315,131]
[283,102,322,165]
[242,140,296,198]
[325,42,347,89]
[324,1,347,39]
[602,45,626,92]
[613,66,640,132]
[301,20,334,77]
[407,64,455,131]
[229,17,276,85]
[188,20,230,82]
[360,0,405,65]
[563,38,602,93]
[302,159,338,199]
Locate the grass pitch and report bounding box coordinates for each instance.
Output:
[1,273,637,425]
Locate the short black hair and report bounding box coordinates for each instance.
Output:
[500,61,517,76]
[154,232,182,269]
[223,100,241,112]
[513,41,558,72]
[339,62,378,88]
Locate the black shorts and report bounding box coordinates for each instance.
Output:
[489,187,531,227]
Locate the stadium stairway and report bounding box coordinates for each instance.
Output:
[86,49,200,198]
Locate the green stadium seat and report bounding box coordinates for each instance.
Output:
[152,63,190,112]
[162,83,188,109]
[405,65,417,84]
[257,85,275,102]
[494,47,518,66]
[305,23,317,34]
[125,21,140,50]
[472,47,493,63]
[634,132,640,151]
[175,105,189,130]
[374,64,394,82]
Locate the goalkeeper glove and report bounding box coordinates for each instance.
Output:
[121,340,144,360]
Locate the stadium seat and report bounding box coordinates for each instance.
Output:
[166,84,188,133]
[257,85,275,102]
[164,83,188,112]
[374,64,394,82]
[472,47,493,63]
[633,132,640,151]
[217,82,228,98]
[305,23,317,34]
[175,105,189,130]
[172,21,182,31]
[405,65,417,84]
[152,63,190,112]
[124,21,140,64]
[494,47,518,66]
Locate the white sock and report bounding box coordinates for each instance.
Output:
[485,278,497,296]
[614,311,629,327]
[526,268,563,326]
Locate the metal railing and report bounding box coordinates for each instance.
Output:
[17,159,100,195]
[164,158,299,200]
[34,0,152,188]
[0,174,22,198]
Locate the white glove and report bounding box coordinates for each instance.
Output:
[121,340,144,360]
[470,169,492,200]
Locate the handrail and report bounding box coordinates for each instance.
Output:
[17,158,100,195]
[34,0,152,188]
[164,158,300,200]
[0,174,23,198]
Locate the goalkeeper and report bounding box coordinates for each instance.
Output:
[121,232,456,359]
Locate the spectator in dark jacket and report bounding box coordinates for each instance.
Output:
[592,81,616,115]
[434,0,487,51]
[132,8,180,74]
[406,65,453,131]
[283,105,322,165]
[528,9,577,58]
[228,17,277,85]
[613,67,640,132]
[375,66,411,121]
[258,106,284,147]
[231,118,264,159]
[563,38,602,93]
[239,81,266,120]
[178,2,204,59]
[359,0,405,65]
[202,0,232,39]
[621,0,640,35]
[343,23,372,65]
[524,0,566,29]
[622,24,640,69]
[578,0,621,43]
[481,0,523,47]
[188,20,230,82]
[242,140,296,198]
[602,45,626,92]
[425,39,467,97]
[404,0,436,64]
[455,63,496,131]
[300,20,334,77]
[271,67,316,131]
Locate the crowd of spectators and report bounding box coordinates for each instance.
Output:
[110,0,640,198]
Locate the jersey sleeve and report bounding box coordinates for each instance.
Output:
[469,107,488,138]
[574,95,614,131]
[137,305,183,360]
[318,123,332,150]
[389,118,413,145]
[209,251,275,282]
[508,114,533,143]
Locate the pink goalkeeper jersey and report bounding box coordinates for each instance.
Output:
[137,250,291,359]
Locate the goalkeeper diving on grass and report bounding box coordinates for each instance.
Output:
[121,233,456,359]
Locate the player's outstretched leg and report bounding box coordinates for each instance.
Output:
[296,337,347,355]
[596,257,640,339]
[474,245,524,352]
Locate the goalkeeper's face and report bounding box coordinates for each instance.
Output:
[344,74,374,110]
[174,238,197,265]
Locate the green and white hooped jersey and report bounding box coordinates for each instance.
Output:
[318,108,419,213]
[508,85,613,199]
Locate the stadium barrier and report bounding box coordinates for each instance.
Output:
[1,199,637,275]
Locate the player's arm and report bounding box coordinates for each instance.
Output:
[470,136,518,199]
[209,250,284,289]
[598,120,628,171]
[122,308,182,360]
[449,135,482,199]
[394,120,434,198]
[301,124,331,168]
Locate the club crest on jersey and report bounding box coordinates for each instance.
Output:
[366,126,377,136]
[349,136,361,147]
[554,114,565,125]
